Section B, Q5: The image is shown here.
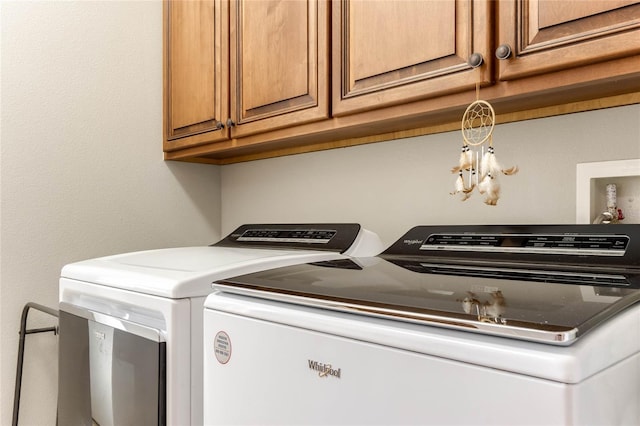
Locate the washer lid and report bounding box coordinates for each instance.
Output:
[205,288,640,383]
[212,255,640,346]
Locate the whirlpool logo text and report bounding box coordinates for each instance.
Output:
[308,359,341,379]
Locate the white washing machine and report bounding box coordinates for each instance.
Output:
[204,224,640,426]
[57,223,383,426]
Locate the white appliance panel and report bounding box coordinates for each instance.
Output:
[203,293,640,425]
[204,292,640,384]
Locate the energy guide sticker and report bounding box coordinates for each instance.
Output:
[214,331,232,364]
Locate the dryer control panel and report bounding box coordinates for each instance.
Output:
[237,229,337,244]
[214,223,362,253]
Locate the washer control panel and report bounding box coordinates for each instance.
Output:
[421,233,629,256]
[383,224,640,268]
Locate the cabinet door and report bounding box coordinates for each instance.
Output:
[230,0,329,138]
[497,0,640,80]
[332,0,492,116]
[164,0,229,149]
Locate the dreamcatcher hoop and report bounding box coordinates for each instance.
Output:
[461,99,495,147]
[450,87,517,206]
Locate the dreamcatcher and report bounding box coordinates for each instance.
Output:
[451,87,518,205]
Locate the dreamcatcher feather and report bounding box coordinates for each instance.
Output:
[451,93,518,205]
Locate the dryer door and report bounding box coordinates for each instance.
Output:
[57,303,166,426]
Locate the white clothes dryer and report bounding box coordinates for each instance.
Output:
[57,223,382,426]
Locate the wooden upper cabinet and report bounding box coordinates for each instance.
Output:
[332,0,492,116]
[229,0,329,138]
[497,0,640,80]
[164,0,229,149]
[163,0,639,163]
[164,0,328,149]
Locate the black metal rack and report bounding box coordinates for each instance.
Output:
[12,302,59,426]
